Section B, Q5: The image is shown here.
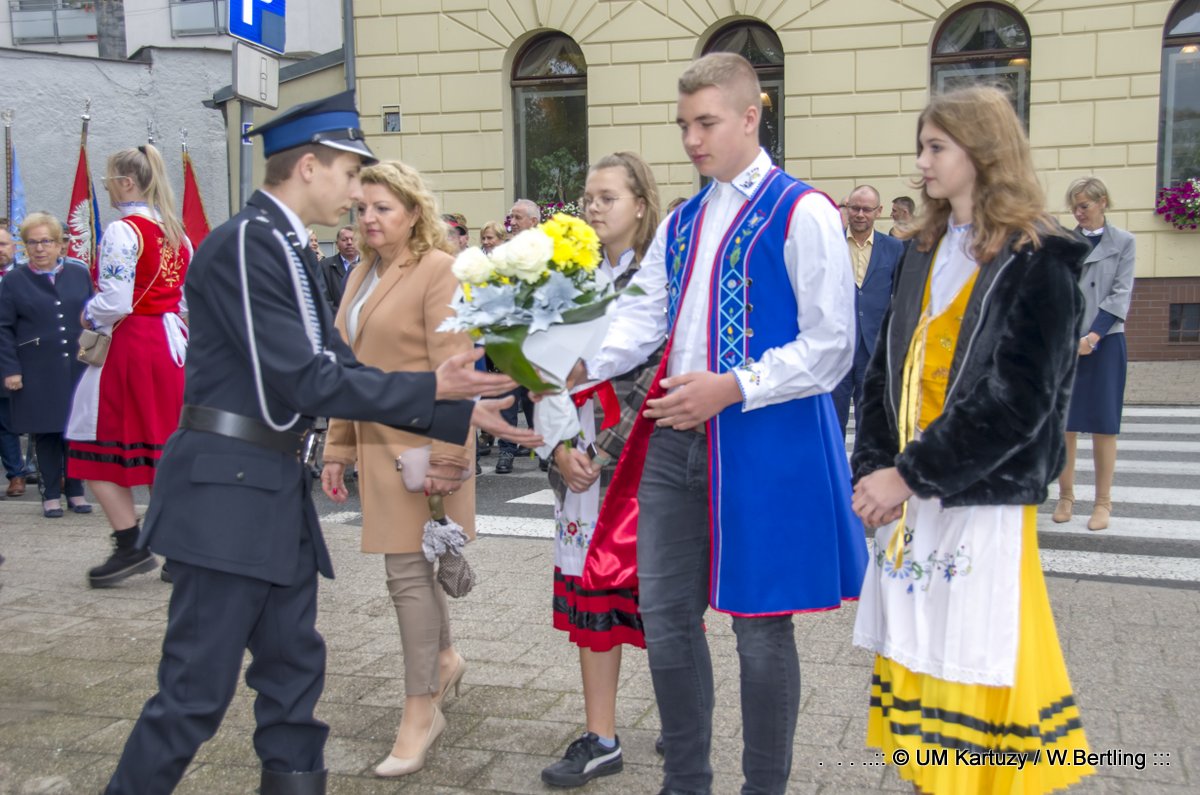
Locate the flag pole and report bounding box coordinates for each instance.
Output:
[3,108,12,222]
[81,99,90,149]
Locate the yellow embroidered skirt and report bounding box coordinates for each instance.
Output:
[866,506,1094,793]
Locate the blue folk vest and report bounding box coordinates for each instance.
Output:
[664,168,867,615]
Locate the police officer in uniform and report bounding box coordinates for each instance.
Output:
[102,92,540,795]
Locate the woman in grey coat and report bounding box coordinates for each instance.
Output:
[1053,177,1135,531]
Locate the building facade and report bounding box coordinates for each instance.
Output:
[2,0,340,59]
[329,0,1200,362]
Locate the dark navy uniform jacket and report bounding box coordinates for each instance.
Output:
[0,259,91,433]
[141,191,474,585]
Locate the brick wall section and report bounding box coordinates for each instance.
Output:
[1126,277,1200,361]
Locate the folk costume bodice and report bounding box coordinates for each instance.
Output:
[591,165,867,616]
[120,214,189,316]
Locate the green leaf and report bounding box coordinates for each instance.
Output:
[559,283,644,324]
[483,327,559,392]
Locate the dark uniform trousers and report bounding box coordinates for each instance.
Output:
[106,525,326,794]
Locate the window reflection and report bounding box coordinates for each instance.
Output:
[513,34,588,205]
[931,3,1031,128]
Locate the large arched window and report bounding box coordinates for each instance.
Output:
[512,34,587,204]
[931,3,1031,126]
[1159,0,1200,188]
[704,22,784,165]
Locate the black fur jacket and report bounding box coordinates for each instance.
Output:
[851,228,1089,507]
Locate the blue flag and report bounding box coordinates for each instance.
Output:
[7,137,26,263]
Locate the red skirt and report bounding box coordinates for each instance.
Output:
[68,315,184,486]
[553,567,645,651]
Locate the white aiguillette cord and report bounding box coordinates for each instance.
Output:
[237,218,323,432]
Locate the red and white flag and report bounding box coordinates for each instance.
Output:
[182,151,210,249]
[66,144,99,279]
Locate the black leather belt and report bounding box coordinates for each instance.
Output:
[179,405,305,458]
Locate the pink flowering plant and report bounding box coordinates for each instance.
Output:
[1156,178,1200,230]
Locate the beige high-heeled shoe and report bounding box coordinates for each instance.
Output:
[432,654,466,707]
[1087,499,1111,531]
[374,705,446,777]
[1052,494,1074,523]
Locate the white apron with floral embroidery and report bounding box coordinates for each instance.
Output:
[852,496,1023,687]
[554,398,599,578]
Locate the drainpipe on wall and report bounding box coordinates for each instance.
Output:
[343,0,356,93]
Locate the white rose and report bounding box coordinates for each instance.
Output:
[503,228,555,283]
[488,240,517,278]
[452,247,494,284]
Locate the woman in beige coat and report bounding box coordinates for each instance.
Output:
[321,160,482,777]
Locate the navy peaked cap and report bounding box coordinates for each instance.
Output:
[247,90,377,164]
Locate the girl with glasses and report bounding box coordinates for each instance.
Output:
[67,143,193,587]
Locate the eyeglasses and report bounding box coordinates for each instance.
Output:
[100,175,132,185]
[580,195,631,212]
[25,239,59,248]
[846,205,881,215]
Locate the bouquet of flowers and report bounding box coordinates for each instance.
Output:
[439,213,632,392]
[1156,178,1200,230]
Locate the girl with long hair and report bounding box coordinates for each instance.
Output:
[850,86,1094,794]
[70,144,191,587]
[540,151,664,788]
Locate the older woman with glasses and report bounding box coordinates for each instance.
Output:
[0,212,93,518]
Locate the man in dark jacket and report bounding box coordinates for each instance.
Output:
[317,224,359,310]
[832,185,904,437]
[101,91,539,795]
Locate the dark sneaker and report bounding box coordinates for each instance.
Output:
[655,734,664,756]
[494,451,514,474]
[88,547,158,588]
[541,733,622,788]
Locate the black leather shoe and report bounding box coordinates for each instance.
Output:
[260,768,327,795]
[655,734,664,756]
[494,451,514,474]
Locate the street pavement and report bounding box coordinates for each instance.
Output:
[1,365,1198,793]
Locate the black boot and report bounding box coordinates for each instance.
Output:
[87,526,157,588]
[260,768,327,795]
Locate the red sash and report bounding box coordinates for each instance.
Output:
[580,347,673,591]
[571,381,620,431]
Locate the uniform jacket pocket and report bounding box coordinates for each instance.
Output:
[190,452,282,491]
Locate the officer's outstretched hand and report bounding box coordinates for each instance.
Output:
[436,349,518,400]
[472,396,545,448]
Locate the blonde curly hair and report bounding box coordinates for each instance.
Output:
[356,160,453,266]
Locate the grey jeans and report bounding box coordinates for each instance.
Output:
[637,428,801,795]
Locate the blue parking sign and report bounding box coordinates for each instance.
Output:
[228,0,286,55]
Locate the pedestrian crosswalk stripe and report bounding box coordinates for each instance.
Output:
[1039,516,1200,542]
[1123,407,1200,417]
[477,514,556,538]
[1050,483,1200,507]
[1102,423,1200,434]
[1041,549,1200,583]
[321,510,361,525]
[843,434,1200,454]
[1067,458,1200,476]
[507,489,557,506]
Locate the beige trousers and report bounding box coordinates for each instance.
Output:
[384,553,452,696]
